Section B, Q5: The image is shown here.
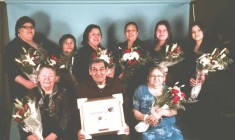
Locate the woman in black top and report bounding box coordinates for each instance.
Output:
[72,24,104,82]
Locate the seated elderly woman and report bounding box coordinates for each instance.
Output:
[26,64,73,140]
[133,65,183,140]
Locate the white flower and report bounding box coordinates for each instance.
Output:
[49,59,56,66]
[130,52,139,60]
[23,53,36,66]
[99,54,110,64]
[122,53,130,61]
[220,54,226,59]
[171,43,178,52]
[199,57,210,66]
[28,100,37,118]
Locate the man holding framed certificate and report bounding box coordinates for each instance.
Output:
[76,59,131,140]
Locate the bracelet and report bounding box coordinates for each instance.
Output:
[144,114,148,121]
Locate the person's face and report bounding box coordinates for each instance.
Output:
[38,67,57,90]
[147,68,165,88]
[191,25,204,42]
[88,28,102,47]
[156,25,168,42]
[125,24,138,42]
[89,62,108,84]
[63,38,75,53]
[18,22,35,42]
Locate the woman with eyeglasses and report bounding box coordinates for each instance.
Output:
[132,65,183,140]
[3,16,60,140]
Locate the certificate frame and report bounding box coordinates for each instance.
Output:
[77,93,126,139]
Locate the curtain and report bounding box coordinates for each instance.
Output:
[0,1,11,140]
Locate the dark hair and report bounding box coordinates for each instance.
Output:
[59,34,77,50]
[81,24,102,45]
[189,21,208,42]
[124,22,139,32]
[89,59,108,69]
[15,16,35,36]
[154,20,173,44]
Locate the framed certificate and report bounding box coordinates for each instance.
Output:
[77,93,126,139]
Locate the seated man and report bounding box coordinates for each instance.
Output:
[76,59,131,140]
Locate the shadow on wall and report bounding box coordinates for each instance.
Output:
[31,12,60,55]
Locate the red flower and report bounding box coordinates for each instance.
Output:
[24,104,29,110]
[172,89,179,95]
[124,49,131,53]
[15,117,21,122]
[173,95,180,104]
[91,52,97,59]
[18,109,25,116]
[109,59,113,64]
[127,60,138,66]
[50,55,57,60]
[181,92,186,98]
[175,47,181,53]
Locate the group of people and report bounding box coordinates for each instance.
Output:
[3,15,235,140]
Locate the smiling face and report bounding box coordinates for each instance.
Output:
[89,61,108,85]
[147,68,166,89]
[38,67,57,91]
[191,25,204,42]
[155,24,169,42]
[18,22,35,42]
[62,38,75,53]
[88,28,102,48]
[125,24,138,42]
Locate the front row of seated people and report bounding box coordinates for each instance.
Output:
[23,59,181,140]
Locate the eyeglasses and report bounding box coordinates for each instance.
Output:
[21,26,35,30]
[149,75,164,79]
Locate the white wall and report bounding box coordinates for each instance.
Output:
[6,0,190,49]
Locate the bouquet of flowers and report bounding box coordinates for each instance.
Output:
[191,48,233,98]
[46,54,65,69]
[15,47,43,84]
[159,43,184,67]
[92,48,114,66]
[13,97,43,140]
[135,82,186,132]
[119,46,148,74]
[153,82,186,110]
[59,53,75,71]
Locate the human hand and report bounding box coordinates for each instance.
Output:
[44,133,57,140]
[190,76,205,87]
[124,124,130,135]
[27,134,39,140]
[78,129,86,140]
[145,114,161,126]
[24,80,37,89]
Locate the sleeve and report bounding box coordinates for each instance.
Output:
[132,86,141,111]
[72,48,91,82]
[3,44,23,81]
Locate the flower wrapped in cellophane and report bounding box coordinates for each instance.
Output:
[191,48,233,98]
[159,43,184,67]
[13,97,43,140]
[15,47,44,84]
[153,82,186,111]
[135,82,186,133]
